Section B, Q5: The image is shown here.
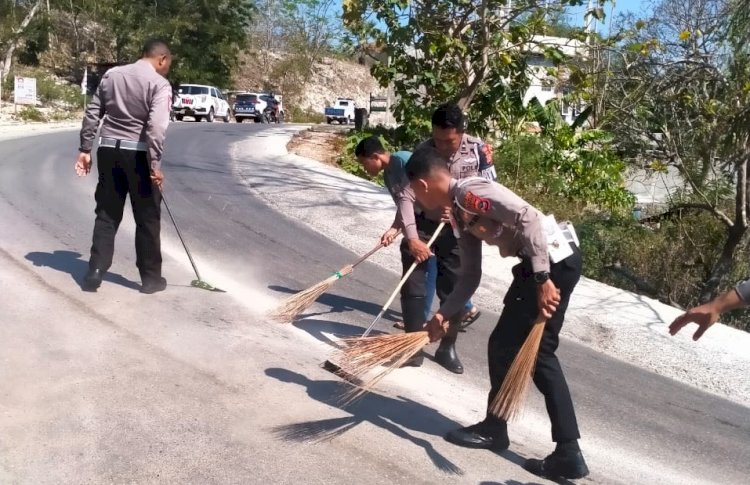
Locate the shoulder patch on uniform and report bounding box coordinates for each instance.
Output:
[480,143,493,163]
[463,191,491,213]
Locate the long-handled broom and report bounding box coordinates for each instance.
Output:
[360,222,446,338]
[322,223,446,385]
[269,238,394,322]
[161,192,225,292]
[489,316,547,421]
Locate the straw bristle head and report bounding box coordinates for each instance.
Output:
[268,274,340,322]
[489,320,546,421]
[333,331,430,403]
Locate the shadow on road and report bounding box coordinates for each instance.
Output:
[291,318,390,348]
[268,284,401,322]
[481,478,574,485]
[265,367,463,475]
[480,481,545,485]
[25,250,140,291]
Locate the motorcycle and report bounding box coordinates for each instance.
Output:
[263,105,283,124]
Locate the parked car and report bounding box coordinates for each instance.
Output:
[233,92,264,123]
[233,92,284,123]
[172,84,231,122]
[324,98,355,124]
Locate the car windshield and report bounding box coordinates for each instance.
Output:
[179,86,210,95]
[236,94,258,102]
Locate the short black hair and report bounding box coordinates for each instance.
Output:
[355,136,386,158]
[142,38,171,58]
[431,102,465,131]
[406,145,449,181]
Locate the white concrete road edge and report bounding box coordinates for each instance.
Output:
[4,121,747,405]
[0,121,81,142]
[232,125,750,406]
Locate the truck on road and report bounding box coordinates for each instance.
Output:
[324,98,356,124]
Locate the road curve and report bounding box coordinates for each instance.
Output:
[0,122,747,485]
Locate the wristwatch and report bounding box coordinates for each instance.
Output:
[533,271,550,284]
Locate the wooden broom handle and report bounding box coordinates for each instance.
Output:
[361,223,445,337]
[376,223,446,317]
[350,229,402,269]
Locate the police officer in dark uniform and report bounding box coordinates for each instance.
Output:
[75,39,173,294]
[418,103,496,329]
[393,103,486,374]
[406,146,589,481]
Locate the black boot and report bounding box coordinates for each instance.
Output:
[83,268,104,291]
[435,326,463,374]
[523,442,589,480]
[140,277,167,294]
[399,297,427,368]
[445,416,509,451]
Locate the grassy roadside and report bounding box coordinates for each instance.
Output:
[290,126,750,333]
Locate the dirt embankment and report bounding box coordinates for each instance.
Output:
[286,126,348,167]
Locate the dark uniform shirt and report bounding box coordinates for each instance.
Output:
[79,59,172,170]
[438,177,550,318]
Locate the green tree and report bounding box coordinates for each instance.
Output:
[1,0,45,84]
[4,0,255,89]
[342,0,599,140]
[597,0,750,304]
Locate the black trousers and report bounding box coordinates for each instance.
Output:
[89,146,162,283]
[487,244,582,442]
[399,214,463,333]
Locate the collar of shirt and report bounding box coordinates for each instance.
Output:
[448,178,459,200]
[136,59,157,72]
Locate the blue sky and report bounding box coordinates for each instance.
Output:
[613,0,651,16]
[561,0,654,32]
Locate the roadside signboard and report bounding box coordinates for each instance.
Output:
[14,76,37,106]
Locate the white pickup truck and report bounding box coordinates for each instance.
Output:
[324,98,356,124]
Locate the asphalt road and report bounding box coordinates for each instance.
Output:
[0,122,747,484]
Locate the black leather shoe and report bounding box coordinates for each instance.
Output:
[445,421,510,451]
[523,450,590,480]
[83,268,104,291]
[140,277,167,294]
[435,343,464,374]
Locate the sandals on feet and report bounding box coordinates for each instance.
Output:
[459,307,482,330]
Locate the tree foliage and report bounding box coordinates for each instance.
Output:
[342,0,596,139]
[592,0,750,303]
[2,0,254,88]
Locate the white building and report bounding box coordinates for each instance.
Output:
[523,35,588,124]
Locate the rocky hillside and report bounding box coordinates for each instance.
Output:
[233,50,392,124]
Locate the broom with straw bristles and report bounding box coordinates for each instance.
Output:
[324,223,447,400]
[269,239,393,322]
[489,316,547,421]
[334,331,431,403]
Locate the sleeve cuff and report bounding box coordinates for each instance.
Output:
[530,254,550,273]
[734,278,750,303]
[79,147,91,154]
[403,224,419,240]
